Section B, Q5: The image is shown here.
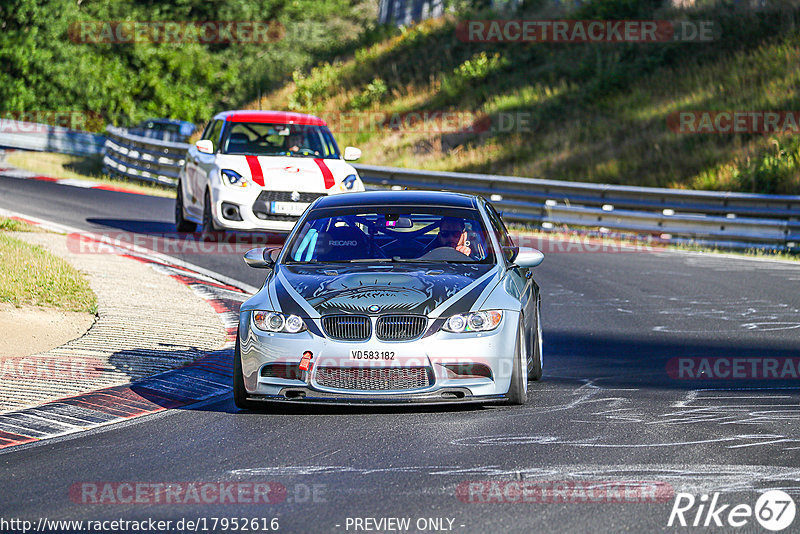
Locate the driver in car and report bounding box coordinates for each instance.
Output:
[435,217,472,256]
[285,132,305,153]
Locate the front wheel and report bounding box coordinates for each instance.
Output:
[507,322,529,405]
[202,189,219,235]
[233,335,259,410]
[528,303,543,381]
[175,183,197,233]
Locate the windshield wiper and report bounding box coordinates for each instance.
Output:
[390,258,478,264]
[285,259,319,264]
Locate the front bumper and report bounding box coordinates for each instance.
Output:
[209,184,309,232]
[209,183,361,233]
[238,310,520,404]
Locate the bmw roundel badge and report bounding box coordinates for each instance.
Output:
[368,305,381,313]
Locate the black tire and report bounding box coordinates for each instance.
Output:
[202,189,218,235]
[233,335,259,410]
[175,183,197,233]
[528,304,543,381]
[507,321,528,405]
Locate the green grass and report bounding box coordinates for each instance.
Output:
[0,219,98,313]
[0,217,39,233]
[4,151,176,198]
[257,3,800,194]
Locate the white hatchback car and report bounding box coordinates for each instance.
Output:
[176,110,365,233]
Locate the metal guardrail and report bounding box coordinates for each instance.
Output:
[354,165,800,250]
[103,126,189,186]
[4,121,799,250]
[0,120,104,156]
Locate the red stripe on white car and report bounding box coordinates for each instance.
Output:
[314,158,335,189]
[245,155,265,186]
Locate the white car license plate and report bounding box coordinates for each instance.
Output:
[270,201,309,216]
[350,349,396,361]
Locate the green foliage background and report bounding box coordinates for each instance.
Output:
[0,0,376,128]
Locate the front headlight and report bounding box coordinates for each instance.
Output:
[253,311,307,333]
[442,310,503,333]
[342,174,358,190]
[221,169,249,188]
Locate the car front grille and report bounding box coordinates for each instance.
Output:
[321,315,371,341]
[255,191,326,203]
[375,315,427,341]
[315,367,433,390]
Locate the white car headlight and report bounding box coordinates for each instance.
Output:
[442,310,503,333]
[221,169,249,188]
[253,311,307,333]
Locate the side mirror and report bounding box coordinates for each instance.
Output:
[502,246,519,263]
[196,139,214,154]
[513,247,544,269]
[244,247,280,269]
[343,146,361,161]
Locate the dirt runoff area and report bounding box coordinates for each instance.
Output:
[0,302,95,358]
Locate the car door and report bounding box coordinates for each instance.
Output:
[184,120,212,216]
[186,119,223,217]
[485,203,536,351]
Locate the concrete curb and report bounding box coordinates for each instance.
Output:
[0,211,254,451]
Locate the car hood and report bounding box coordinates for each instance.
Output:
[269,263,500,318]
[213,154,358,192]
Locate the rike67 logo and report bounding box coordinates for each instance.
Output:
[668,490,796,531]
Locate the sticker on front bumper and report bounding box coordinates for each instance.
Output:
[299,351,313,371]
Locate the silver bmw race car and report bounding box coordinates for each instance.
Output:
[234,190,544,406]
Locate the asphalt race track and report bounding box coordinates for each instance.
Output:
[2,175,800,533]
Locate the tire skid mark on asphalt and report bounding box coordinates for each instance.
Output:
[448,384,800,451]
[228,463,800,495]
[0,241,249,452]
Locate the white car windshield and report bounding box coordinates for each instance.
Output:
[221,122,340,159]
[285,208,496,264]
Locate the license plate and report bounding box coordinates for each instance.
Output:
[270,201,309,216]
[350,349,396,361]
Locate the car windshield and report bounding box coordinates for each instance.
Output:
[285,207,496,264]
[221,122,340,159]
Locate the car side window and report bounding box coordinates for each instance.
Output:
[207,120,224,151]
[200,120,215,141]
[485,203,515,248]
